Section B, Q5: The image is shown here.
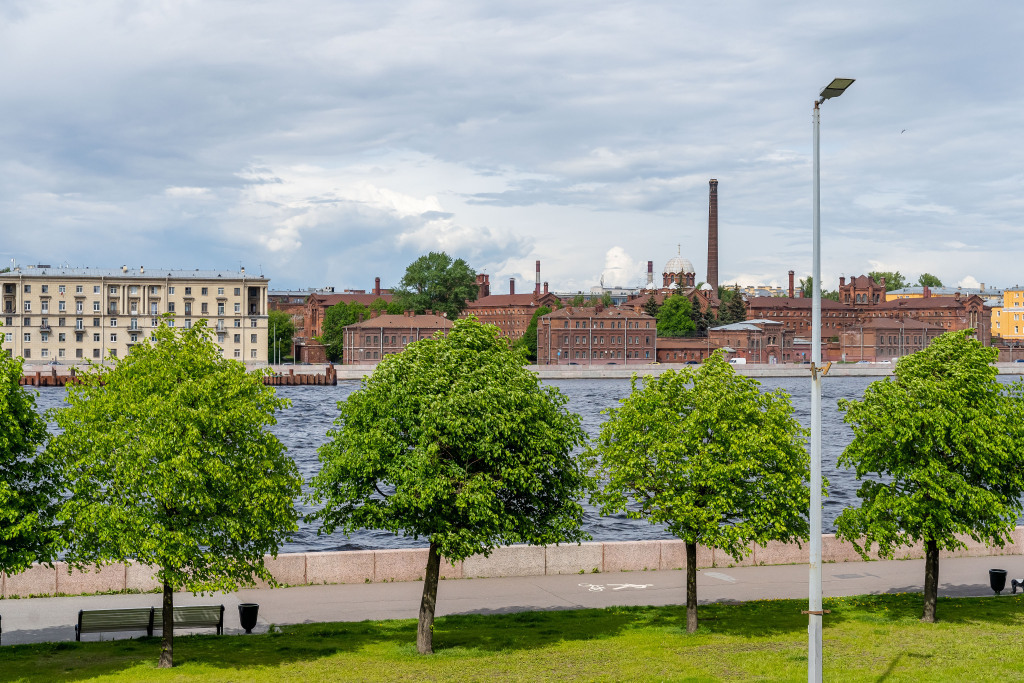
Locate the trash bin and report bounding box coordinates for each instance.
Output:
[238,603,260,634]
[989,569,1007,595]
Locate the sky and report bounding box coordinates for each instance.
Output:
[3,1,1023,294]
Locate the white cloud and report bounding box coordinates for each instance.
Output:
[165,186,212,198]
[958,275,981,289]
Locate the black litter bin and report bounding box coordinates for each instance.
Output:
[238,603,260,634]
[989,569,1007,595]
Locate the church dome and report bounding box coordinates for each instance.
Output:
[699,282,713,291]
[664,256,694,275]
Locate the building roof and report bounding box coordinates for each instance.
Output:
[465,293,558,308]
[746,296,849,310]
[345,313,452,329]
[710,319,784,332]
[874,296,980,310]
[2,266,265,280]
[543,306,655,319]
[309,292,394,307]
[664,256,695,274]
[845,275,883,288]
[888,286,1003,297]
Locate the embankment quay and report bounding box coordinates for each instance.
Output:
[4,527,1023,601]
[18,361,1024,386]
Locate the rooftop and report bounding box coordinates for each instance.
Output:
[2,265,265,280]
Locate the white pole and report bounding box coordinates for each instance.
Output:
[809,98,823,683]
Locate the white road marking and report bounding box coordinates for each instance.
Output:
[578,583,653,592]
[704,572,737,583]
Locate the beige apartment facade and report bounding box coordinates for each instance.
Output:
[1,265,269,365]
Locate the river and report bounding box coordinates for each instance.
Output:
[28,375,1019,552]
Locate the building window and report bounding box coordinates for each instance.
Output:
[23,302,30,312]
[93,301,100,312]
[23,349,30,358]
[151,318,159,327]
[41,302,49,314]
[58,285,65,294]
[201,287,208,295]
[234,319,241,327]
[185,287,192,295]
[251,349,257,358]
[76,285,83,293]
[41,332,49,342]
[250,318,257,328]
[250,334,257,343]
[110,333,117,343]
[217,303,225,315]
[93,333,100,342]
[234,334,241,343]
[93,285,100,294]
[23,285,30,293]
[150,286,158,295]
[234,303,241,313]
[40,349,49,358]
[23,333,31,342]
[110,318,117,327]
[218,287,224,295]
[110,349,117,357]
[201,303,208,314]
[185,319,192,329]
[234,288,241,296]
[168,302,175,313]
[218,333,226,343]
[76,302,83,313]
[58,301,66,312]
[76,348,83,358]
[130,333,138,342]
[169,286,175,294]
[58,333,66,342]
[234,349,241,358]
[184,303,192,315]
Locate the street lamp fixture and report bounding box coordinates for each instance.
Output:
[808,76,854,683]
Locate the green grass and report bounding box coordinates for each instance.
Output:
[3,593,1024,681]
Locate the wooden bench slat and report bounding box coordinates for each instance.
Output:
[76,604,224,640]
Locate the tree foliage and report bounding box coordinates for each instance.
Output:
[513,306,552,362]
[642,294,660,318]
[917,273,943,288]
[716,288,747,325]
[585,353,811,632]
[656,293,696,337]
[268,309,296,363]
[0,350,61,575]
[48,321,302,667]
[392,252,477,319]
[309,317,590,654]
[834,330,1024,623]
[571,294,586,308]
[320,301,368,362]
[867,271,907,292]
[799,276,839,301]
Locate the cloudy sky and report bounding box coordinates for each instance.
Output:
[3,1,1022,293]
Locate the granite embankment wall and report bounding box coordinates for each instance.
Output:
[4,529,1023,598]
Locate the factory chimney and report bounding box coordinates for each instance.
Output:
[535,260,541,295]
[374,277,381,296]
[788,270,795,298]
[647,261,654,287]
[509,278,515,295]
[707,179,719,293]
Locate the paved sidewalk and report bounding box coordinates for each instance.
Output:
[2,555,1021,647]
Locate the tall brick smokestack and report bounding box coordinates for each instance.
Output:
[509,278,515,295]
[788,270,794,298]
[535,260,541,295]
[707,179,719,293]
[647,261,654,287]
[374,277,381,296]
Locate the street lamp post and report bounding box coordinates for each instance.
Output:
[809,77,854,683]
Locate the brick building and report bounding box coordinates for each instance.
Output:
[838,318,945,362]
[536,306,657,365]
[655,337,718,363]
[707,319,793,364]
[302,278,392,342]
[341,311,452,365]
[462,275,560,342]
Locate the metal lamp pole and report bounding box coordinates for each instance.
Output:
[809,77,854,683]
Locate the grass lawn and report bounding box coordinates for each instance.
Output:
[2,593,1023,681]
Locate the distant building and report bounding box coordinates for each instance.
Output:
[301,277,392,342]
[536,306,657,365]
[463,276,560,341]
[268,287,335,333]
[707,319,793,364]
[342,311,452,365]
[838,318,945,362]
[1,265,269,364]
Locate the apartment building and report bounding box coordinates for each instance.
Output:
[0,265,269,365]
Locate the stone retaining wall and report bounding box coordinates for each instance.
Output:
[4,528,1022,599]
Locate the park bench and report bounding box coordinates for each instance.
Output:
[76,604,224,641]
[153,604,225,636]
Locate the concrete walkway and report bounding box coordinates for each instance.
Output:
[2,555,1021,646]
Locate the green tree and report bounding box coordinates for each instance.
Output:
[512,306,551,362]
[392,252,477,319]
[0,349,61,576]
[798,277,839,301]
[642,294,660,318]
[834,330,1024,623]
[320,301,369,362]
[716,288,747,325]
[917,273,943,288]
[585,353,811,632]
[571,294,586,307]
[48,321,302,668]
[867,271,907,291]
[656,293,696,337]
[268,309,296,364]
[309,318,589,654]
[370,297,403,315]
[600,291,613,307]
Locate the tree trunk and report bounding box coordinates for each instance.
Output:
[158,579,174,668]
[416,541,442,654]
[686,541,698,633]
[922,539,939,623]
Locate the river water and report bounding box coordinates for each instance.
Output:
[29,375,1019,553]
